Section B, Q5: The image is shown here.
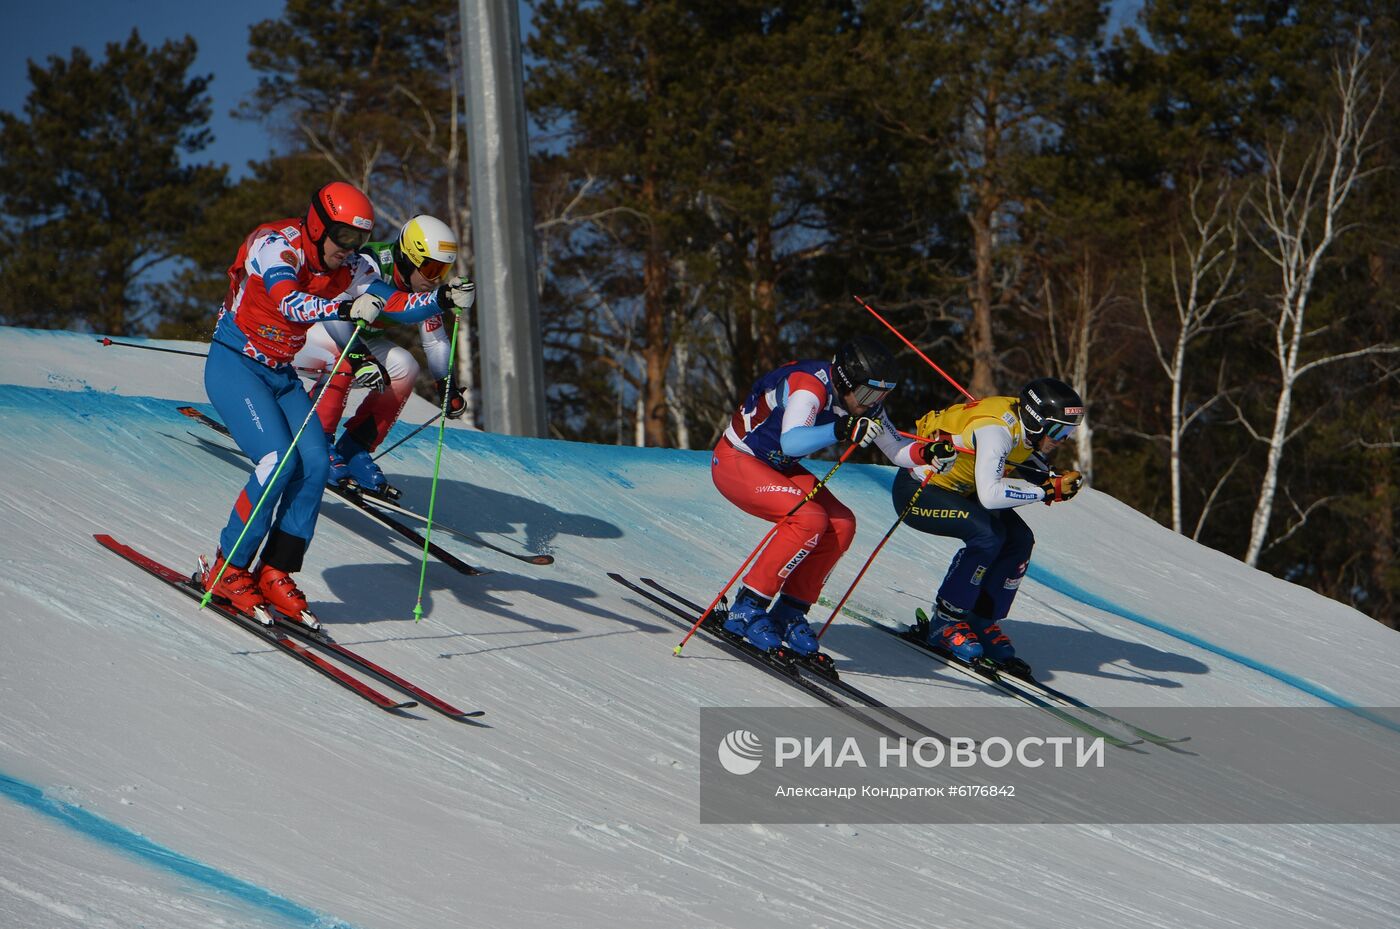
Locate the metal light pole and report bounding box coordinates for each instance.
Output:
[460,0,547,436]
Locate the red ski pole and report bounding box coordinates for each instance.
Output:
[896,429,973,455]
[96,336,206,358]
[673,444,858,655]
[852,295,977,401]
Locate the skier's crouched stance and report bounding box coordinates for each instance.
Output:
[710,337,946,664]
[201,182,386,627]
[898,378,1086,677]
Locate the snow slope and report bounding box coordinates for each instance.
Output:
[1,326,1398,929]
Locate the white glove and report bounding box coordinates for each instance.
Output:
[339,292,384,326]
[437,277,476,312]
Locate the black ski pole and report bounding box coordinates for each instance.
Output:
[97,337,206,358]
[373,413,444,461]
[99,336,334,379]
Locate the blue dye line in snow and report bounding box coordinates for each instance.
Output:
[1031,567,1400,737]
[0,772,355,929]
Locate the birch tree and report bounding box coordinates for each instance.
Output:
[1242,34,1394,566]
[1140,174,1241,534]
[1031,253,1120,483]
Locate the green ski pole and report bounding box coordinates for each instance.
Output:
[413,312,463,622]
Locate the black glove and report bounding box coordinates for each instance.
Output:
[437,377,467,419]
[1040,470,1083,504]
[918,440,958,474]
[835,414,884,448]
[346,348,389,391]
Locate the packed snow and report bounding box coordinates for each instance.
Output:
[1,326,1397,929]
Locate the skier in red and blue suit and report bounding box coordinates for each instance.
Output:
[201,181,447,624]
[711,336,945,658]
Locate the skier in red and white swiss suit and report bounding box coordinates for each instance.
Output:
[711,336,952,659]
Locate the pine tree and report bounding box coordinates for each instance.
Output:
[0,31,226,334]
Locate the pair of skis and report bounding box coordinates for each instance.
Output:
[337,483,554,567]
[96,534,483,720]
[826,599,1190,749]
[609,574,948,744]
[175,405,551,575]
[617,574,1183,750]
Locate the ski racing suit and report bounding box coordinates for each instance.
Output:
[295,240,455,452]
[894,396,1050,621]
[712,359,924,604]
[204,219,429,572]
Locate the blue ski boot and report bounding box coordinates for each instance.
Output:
[326,435,350,488]
[966,613,1031,678]
[920,599,983,661]
[769,593,820,657]
[337,434,395,498]
[722,587,782,651]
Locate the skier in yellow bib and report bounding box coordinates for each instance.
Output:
[895,378,1085,677]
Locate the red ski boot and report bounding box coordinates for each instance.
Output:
[203,554,270,622]
[256,565,321,631]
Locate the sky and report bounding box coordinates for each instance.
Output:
[3,2,1145,183]
[0,0,286,179]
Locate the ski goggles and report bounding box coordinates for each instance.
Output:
[416,257,454,283]
[850,378,897,408]
[327,222,371,250]
[1044,420,1079,441]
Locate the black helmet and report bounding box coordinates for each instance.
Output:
[1018,377,1084,440]
[832,336,899,407]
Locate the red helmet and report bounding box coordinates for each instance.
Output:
[305,181,374,268]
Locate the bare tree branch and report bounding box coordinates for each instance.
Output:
[1242,29,1389,565]
[1139,172,1241,531]
[1264,491,1340,555]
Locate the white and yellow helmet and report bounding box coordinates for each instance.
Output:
[393,214,458,287]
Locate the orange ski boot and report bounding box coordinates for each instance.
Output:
[203,554,271,622]
[256,564,321,631]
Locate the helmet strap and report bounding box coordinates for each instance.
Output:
[392,245,417,289]
[307,190,337,270]
[1016,400,1040,441]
